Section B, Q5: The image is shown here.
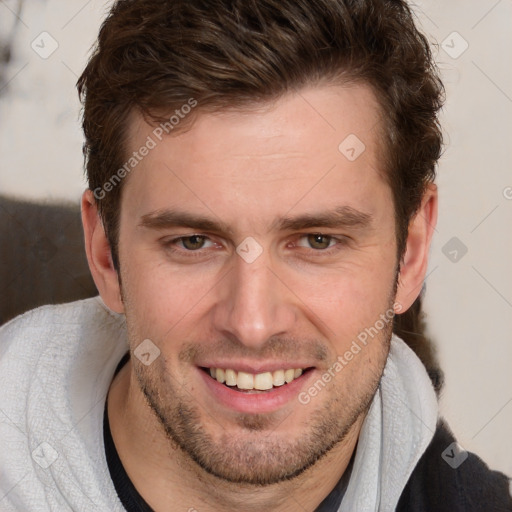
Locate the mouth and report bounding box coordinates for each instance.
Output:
[200,366,313,393]
[197,361,317,414]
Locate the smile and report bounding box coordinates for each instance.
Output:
[198,363,315,413]
[205,367,308,391]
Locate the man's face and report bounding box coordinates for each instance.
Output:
[117,84,399,485]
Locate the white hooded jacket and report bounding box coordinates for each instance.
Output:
[0,297,438,511]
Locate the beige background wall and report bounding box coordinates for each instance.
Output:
[0,0,511,475]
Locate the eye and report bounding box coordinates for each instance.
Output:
[296,233,339,250]
[173,235,214,251]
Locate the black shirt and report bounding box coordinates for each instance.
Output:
[103,354,350,512]
[104,353,152,512]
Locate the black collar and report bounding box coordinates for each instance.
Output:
[104,353,153,512]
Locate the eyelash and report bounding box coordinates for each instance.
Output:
[162,233,349,258]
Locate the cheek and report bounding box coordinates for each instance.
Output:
[288,253,397,340]
[120,248,216,335]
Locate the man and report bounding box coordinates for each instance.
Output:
[0,0,510,510]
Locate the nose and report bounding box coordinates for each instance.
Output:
[212,249,297,350]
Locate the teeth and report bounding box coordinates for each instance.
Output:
[225,369,237,386]
[208,367,305,390]
[215,368,225,384]
[237,371,254,390]
[284,369,295,383]
[254,372,273,390]
[272,369,285,386]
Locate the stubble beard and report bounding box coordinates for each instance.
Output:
[131,317,393,486]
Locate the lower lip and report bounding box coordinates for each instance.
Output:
[197,368,314,414]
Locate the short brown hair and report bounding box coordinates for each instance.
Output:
[77,0,445,388]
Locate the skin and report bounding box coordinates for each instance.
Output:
[82,83,437,512]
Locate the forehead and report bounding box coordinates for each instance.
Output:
[121,83,391,228]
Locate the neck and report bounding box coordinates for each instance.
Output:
[107,360,364,512]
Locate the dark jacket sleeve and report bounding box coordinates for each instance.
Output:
[397,420,512,512]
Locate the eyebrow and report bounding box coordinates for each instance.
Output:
[139,205,374,234]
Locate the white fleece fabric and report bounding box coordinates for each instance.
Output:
[0,297,438,511]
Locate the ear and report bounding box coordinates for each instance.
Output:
[81,189,124,313]
[395,183,438,313]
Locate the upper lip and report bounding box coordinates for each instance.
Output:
[198,362,314,374]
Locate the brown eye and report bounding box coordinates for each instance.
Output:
[180,235,207,250]
[306,234,333,250]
